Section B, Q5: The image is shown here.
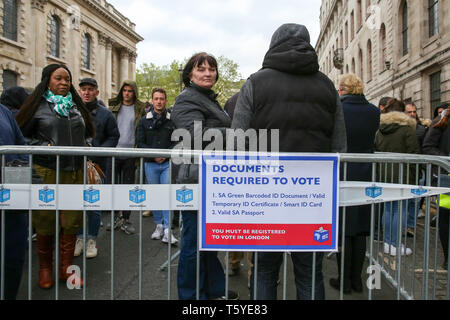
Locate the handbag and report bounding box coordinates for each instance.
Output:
[86,160,106,184]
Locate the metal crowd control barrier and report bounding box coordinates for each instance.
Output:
[0,146,449,300]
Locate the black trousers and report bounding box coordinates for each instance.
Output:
[0,211,27,299]
[439,207,450,262]
[106,158,136,220]
[335,235,366,287]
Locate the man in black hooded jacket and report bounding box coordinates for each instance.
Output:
[232,23,347,300]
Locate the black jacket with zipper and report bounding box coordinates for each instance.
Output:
[136,108,175,162]
[85,99,120,170]
[21,98,88,171]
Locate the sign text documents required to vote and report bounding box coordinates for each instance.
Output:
[199,153,340,252]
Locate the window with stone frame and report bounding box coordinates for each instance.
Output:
[367,40,372,81]
[401,1,408,56]
[358,48,363,82]
[345,21,348,47]
[2,69,17,90]
[82,33,91,70]
[428,0,439,37]
[380,24,387,70]
[49,15,60,58]
[350,11,355,40]
[357,0,362,29]
[430,71,441,115]
[2,0,18,41]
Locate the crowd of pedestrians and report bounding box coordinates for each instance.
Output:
[0,22,448,301]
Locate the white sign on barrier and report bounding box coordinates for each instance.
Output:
[339,181,450,207]
[0,184,199,210]
[199,153,340,252]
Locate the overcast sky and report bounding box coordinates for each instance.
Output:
[108,0,322,79]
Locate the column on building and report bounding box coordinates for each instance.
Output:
[119,48,129,84]
[129,51,137,81]
[97,32,107,101]
[105,38,113,102]
[31,0,48,84]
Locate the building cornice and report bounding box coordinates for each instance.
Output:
[76,0,144,43]
[393,46,450,82]
[316,0,337,50]
[31,0,48,11]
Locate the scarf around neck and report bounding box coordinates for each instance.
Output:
[44,89,74,117]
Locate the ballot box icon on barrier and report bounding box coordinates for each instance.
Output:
[84,187,100,203]
[39,187,55,203]
[314,227,329,242]
[176,186,193,203]
[411,187,427,196]
[365,185,382,198]
[0,186,10,203]
[129,187,146,204]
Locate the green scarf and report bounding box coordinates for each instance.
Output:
[44,89,74,117]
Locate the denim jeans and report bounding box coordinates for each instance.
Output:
[407,198,419,228]
[383,199,415,246]
[250,252,325,300]
[77,210,101,240]
[144,161,171,229]
[177,211,226,300]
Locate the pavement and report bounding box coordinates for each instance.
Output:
[15,211,448,300]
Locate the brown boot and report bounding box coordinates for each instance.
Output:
[36,234,54,289]
[59,233,84,287]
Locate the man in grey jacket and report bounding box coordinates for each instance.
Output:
[232,23,347,300]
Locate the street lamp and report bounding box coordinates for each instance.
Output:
[385,60,391,70]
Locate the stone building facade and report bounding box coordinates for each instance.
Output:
[316,0,449,119]
[0,0,143,102]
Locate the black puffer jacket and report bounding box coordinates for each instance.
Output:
[231,24,346,153]
[422,119,450,157]
[21,98,88,171]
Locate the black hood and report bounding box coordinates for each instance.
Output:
[0,86,30,111]
[263,24,319,75]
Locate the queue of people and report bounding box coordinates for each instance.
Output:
[0,22,448,301]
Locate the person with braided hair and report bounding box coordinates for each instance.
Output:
[15,64,95,289]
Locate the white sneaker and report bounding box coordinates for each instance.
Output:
[151,224,164,240]
[74,238,83,257]
[384,242,412,256]
[86,239,98,258]
[418,209,425,218]
[142,210,152,217]
[162,228,178,245]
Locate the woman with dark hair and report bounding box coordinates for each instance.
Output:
[15,64,94,289]
[171,52,237,300]
[423,105,450,270]
[433,102,449,120]
[375,98,420,256]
